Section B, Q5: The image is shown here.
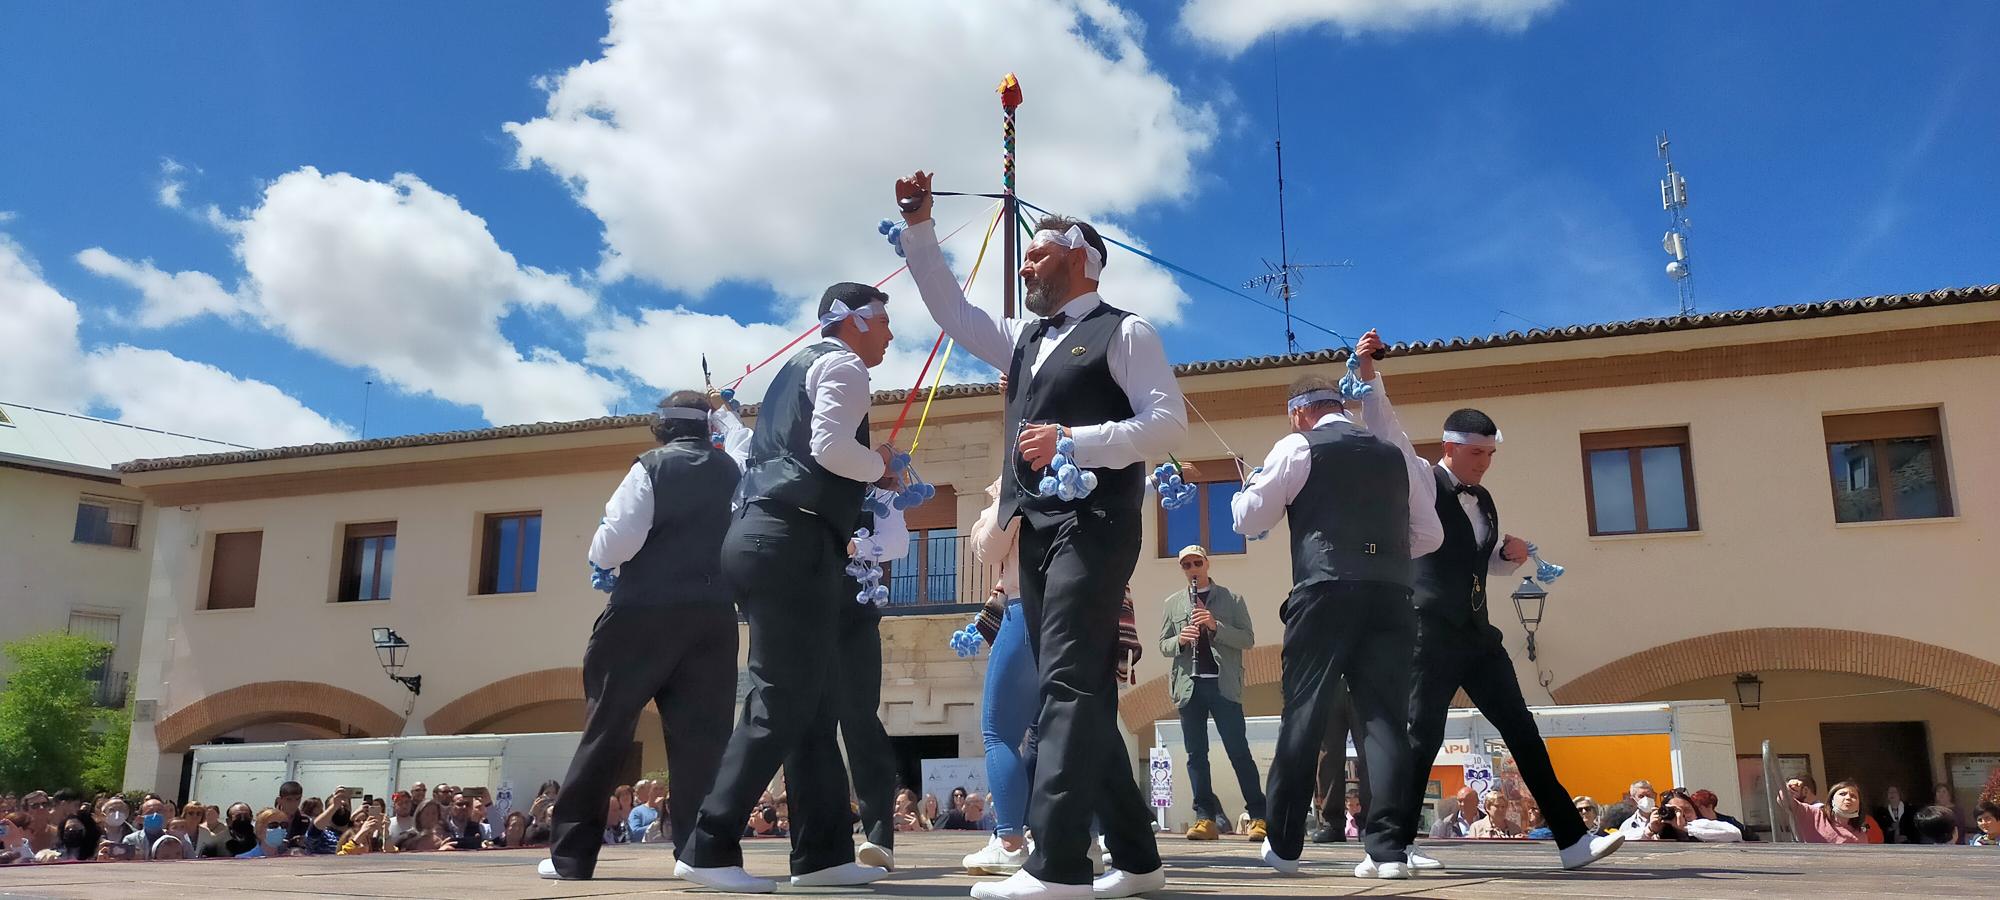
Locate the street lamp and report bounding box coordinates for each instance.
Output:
[1510,577,1549,663]
[1733,673,1763,710]
[370,627,422,697]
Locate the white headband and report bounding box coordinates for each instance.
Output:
[1287,389,1344,412]
[1031,226,1103,280]
[1441,430,1502,448]
[819,299,883,333]
[654,407,708,421]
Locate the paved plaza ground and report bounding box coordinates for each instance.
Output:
[1,831,1990,899]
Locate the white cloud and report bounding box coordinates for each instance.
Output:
[84,346,349,447]
[158,158,189,209]
[0,233,350,447]
[75,247,246,327]
[1180,0,1563,55]
[229,167,622,425]
[0,234,90,412]
[510,0,1212,397]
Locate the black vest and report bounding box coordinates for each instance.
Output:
[1284,420,1413,590]
[737,342,871,530]
[609,437,741,608]
[998,302,1143,524]
[1411,464,1500,626]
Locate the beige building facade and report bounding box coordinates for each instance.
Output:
[116,286,2000,819]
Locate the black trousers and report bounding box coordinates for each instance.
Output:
[828,593,897,849]
[1314,678,1370,836]
[1262,581,1416,864]
[548,602,738,876]
[683,502,854,876]
[1017,509,1160,885]
[1401,612,1588,848]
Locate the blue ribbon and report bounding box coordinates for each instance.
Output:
[1524,542,1564,584]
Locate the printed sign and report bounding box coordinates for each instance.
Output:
[1149,747,1174,808]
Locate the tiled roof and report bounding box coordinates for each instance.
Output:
[115,283,1999,474]
[1,402,248,477]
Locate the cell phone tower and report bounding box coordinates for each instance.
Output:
[1658,133,1695,316]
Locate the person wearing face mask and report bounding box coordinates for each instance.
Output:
[99,797,133,843]
[236,808,297,858]
[223,803,259,856]
[1784,778,1878,844]
[122,797,173,860]
[50,814,95,862]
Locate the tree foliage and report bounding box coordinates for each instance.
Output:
[0,632,115,793]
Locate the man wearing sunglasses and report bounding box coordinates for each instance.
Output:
[1157,545,1264,844]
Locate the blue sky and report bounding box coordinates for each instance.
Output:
[2,1,1994,447]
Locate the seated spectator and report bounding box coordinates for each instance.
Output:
[1342,785,1363,840]
[1616,780,1657,835]
[441,797,483,850]
[122,797,175,859]
[275,782,309,849]
[1689,789,1753,841]
[296,796,340,854]
[893,789,923,832]
[338,810,385,855]
[222,803,259,857]
[467,797,495,845]
[523,822,552,848]
[412,800,448,849]
[41,813,96,861]
[1872,786,1917,844]
[1572,796,1601,834]
[150,833,188,860]
[98,797,134,844]
[1783,778,1873,844]
[628,782,662,843]
[1911,805,1959,845]
[1972,801,2000,846]
[18,792,57,853]
[386,791,416,846]
[606,783,636,844]
[1647,789,1740,842]
[1521,799,1552,839]
[1468,791,1523,838]
[919,794,942,831]
[187,802,227,857]
[496,810,532,848]
[528,781,560,828]
[937,792,994,831]
[1431,785,1482,838]
[1598,800,1636,837]
[237,808,299,858]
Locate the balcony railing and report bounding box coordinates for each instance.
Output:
[882,532,995,615]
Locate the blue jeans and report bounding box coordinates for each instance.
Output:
[1180,677,1267,821]
[981,601,1038,837]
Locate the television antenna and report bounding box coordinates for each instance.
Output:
[1245,36,1352,355]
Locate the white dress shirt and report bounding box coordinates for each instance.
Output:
[1230,383,1444,557]
[901,218,1187,471]
[710,410,909,562]
[1436,464,1525,575]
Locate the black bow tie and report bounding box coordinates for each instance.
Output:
[1454,483,1486,498]
[1028,312,1069,341]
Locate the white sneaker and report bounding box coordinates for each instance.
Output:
[1406,846,1444,870]
[674,860,776,893]
[1559,831,1625,870]
[858,841,895,871]
[1092,866,1166,898]
[965,836,1030,875]
[1354,857,1412,879]
[1095,835,1110,876]
[536,858,578,880]
[791,862,888,887]
[1259,838,1300,875]
[970,869,1092,900]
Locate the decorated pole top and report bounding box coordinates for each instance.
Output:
[998,72,1022,109]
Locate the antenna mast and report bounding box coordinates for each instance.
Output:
[1246,37,1351,355]
[1658,132,1696,316]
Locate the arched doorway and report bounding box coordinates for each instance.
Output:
[427,668,652,784]
[154,681,406,753]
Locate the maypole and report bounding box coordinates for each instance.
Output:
[999,73,1023,318]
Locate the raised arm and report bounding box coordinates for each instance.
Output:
[896,171,1017,369]
[589,462,653,570]
[1352,331,1442,557]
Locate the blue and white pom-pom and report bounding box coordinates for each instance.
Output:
[949,622,986,657]
[846,527,891,606]
[589,564,618,593]
[1524,542,1564,584]
[878,218,908,258]
[1030,435,1097,501]
[1338,352,1374,400]
[888,451,936,510]
[1154,462,1197,510]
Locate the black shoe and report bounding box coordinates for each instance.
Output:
[1311,822,1344,844]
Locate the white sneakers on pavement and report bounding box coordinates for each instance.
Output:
[1091,866,1166,898]
[1354,856,1412,879]
[857,841,894,871]
[674,860,777,893]
[1406,846,1444,870]
[1559,831,1626,870]
[1259,838,1301,875]
[970,869,1091,900]
[965,836,1030,875]
[791,861,888,887]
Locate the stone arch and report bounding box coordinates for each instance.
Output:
[1550,628,2000,714]
[154,681,405,752]
[425,667,585,735]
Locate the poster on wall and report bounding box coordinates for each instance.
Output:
[1945,752,2000,809]
[1148,748,1173,808]
[921,758,989,811]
